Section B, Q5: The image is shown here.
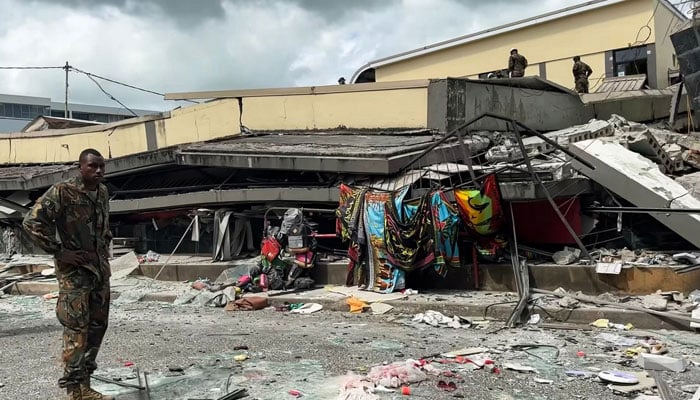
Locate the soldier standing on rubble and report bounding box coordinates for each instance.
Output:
[23,148,113,400]
[572,55,593,93]
[508,48,528,78]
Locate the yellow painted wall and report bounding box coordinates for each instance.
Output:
[545,53,607,92]
[0,86,429,163]
[0,122,150,164]
[654,3,684,88]
[160,98,241,147]
[0,98,243,163]
[241,88,428,130]
[374,0,660,89]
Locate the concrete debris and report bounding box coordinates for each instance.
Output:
[641,294,669,312]
[369,302,393,315]
[638,353,688,372]
[684,149,700,169]
[503,363,537,373]
[533,378,553,384]
[627,130,683,173]
[633,396,661,400]
[110,251,141,280]
[522,118,614,155]
[440,347,489,358]
[672,252,700,265]
[692,386,700,400]
[558,296,580,309]
[678,135,700,152]
[570,139,700,248]
[689,290,700,304]
[552,247,581,265]
[676,172,700,200]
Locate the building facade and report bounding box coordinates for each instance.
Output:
[352,0,687,92]
[0,93,155,133]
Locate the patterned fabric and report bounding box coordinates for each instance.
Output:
[384,193,435,272]
[455,175,504,237]
[364,190,405,293]
[23,176,112,280]
[430,190,461,277]
[336,184,367,243]
[345,242,365,286]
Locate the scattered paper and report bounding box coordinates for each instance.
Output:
[596,262,622,274]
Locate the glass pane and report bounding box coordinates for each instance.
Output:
[614,46,646,63]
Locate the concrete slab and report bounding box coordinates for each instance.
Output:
[429,78,594,133]
[570,139,700,249]
[676,172,700,201]
[481,264,700,295]
[178,132,490,174]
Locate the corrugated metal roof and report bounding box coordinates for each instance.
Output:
[595,74,647,93]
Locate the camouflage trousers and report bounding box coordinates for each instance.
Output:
[55,265,110,388]
[575,77,589,94]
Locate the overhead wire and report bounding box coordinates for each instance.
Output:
[0,66,65,70]
[82,73,138,117]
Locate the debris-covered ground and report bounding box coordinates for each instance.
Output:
[0,294,698,400]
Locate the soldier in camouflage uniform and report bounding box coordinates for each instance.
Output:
[508,48,528,78]
[23,149,113,400]
[572,56,593,93]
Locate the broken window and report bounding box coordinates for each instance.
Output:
[612,45,648,81]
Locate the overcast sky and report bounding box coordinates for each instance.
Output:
[0,0,692,112]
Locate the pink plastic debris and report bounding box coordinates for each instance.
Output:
[366,360,427,388]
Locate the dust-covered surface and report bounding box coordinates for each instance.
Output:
[0,295,699,400]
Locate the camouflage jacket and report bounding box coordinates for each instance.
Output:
[573,61,593,79]
[23,176,112,279]
[508,54,528,76]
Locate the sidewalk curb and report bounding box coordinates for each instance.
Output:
[140,291,694,331]
[9,282,695,331]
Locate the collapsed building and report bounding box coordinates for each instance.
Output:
[0,75,699,300]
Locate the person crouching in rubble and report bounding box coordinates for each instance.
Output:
[23,148,114,400]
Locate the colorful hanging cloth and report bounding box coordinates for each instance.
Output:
[454,175,504,236]
[430,190,461,277]
[336,184,367,243]
[364,189,405,293]
[384,192,435,272]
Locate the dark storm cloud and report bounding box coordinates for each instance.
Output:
[27,0,226,24]
[285,0,400,20]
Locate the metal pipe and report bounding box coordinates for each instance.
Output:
[584,207,700,214]
[91,375,145,390]
[153,216,196,280]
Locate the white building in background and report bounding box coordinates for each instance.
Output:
[0,93,156,132]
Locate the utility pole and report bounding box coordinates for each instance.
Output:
[63,61,69,118]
